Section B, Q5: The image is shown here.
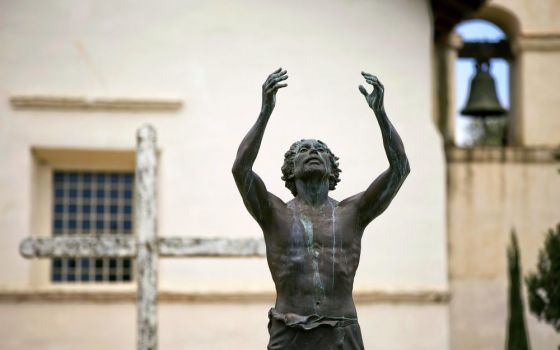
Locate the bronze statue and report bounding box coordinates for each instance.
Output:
[232,68,410,350]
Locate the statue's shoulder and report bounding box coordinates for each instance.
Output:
[268,192,290,212]
[335,193,362,211]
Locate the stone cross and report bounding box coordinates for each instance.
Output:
[19,125,266,350]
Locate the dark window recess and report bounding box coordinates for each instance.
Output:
[51,170,134,283]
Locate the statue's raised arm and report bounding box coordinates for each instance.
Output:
[232,70,408,349]
[232,68,288,229]
[344,72,410,229]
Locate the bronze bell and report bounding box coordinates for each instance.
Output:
[461,60,507,117]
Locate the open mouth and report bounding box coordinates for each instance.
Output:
[305,157,322,165]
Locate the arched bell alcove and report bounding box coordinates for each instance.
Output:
[434,4,521,147]
[454,19,510,146]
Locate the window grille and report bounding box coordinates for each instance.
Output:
[51,171,134,282]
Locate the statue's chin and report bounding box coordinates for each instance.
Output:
[296,167,329,181]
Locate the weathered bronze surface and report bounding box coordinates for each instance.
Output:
[232,68,410,349]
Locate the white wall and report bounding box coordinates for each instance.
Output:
[0,0,446,294]
[0,302,449,350]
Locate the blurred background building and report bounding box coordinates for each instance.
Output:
[0,0,558,349]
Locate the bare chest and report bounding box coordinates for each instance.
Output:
[268,201,359,252]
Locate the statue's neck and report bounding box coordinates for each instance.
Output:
[294,178,329,207]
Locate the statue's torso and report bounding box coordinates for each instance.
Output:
[265,197,363,318]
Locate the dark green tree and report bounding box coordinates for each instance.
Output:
[525,224,560,333]
[506,231,531,350]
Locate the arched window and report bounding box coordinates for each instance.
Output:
[454,19,510,146]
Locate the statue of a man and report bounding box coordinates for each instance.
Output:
[232,68,410,350]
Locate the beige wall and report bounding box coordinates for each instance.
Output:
[519,50,560,145]
[450,280,560,350]
[489,0,560,34]
[447,147,560,280]
[0,0,447,294]
[0,302,449,350]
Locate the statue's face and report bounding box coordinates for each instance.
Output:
[293,139,331,181]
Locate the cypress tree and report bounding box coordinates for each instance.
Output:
[506,231,530,350]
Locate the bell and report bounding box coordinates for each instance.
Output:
[461,60,507,117]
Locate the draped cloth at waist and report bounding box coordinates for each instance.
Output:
[268,308,359,330]
[267,308,365,349]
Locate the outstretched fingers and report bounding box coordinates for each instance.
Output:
[267,82,288,94]
[264,68,288,93]
[272,83,288,91]
[265,68,287,83]
[273,74,289,84]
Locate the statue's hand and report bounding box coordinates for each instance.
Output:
[359,72,384,112]
[261,68,288,114]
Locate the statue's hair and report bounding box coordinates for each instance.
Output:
[281,139,341,197]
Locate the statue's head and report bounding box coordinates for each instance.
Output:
[281,139,341,197]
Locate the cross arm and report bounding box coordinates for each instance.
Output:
[19,235,266,258]
[158,237,265,257]
[19,235,137,258]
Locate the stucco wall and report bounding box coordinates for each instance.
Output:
[490,0,560,34]
[450,280,560,350]
[447,147,560,348]
[0,0,446,294]
[0,302,449,350]
[519,50,560,145]
[447,147,560,279]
